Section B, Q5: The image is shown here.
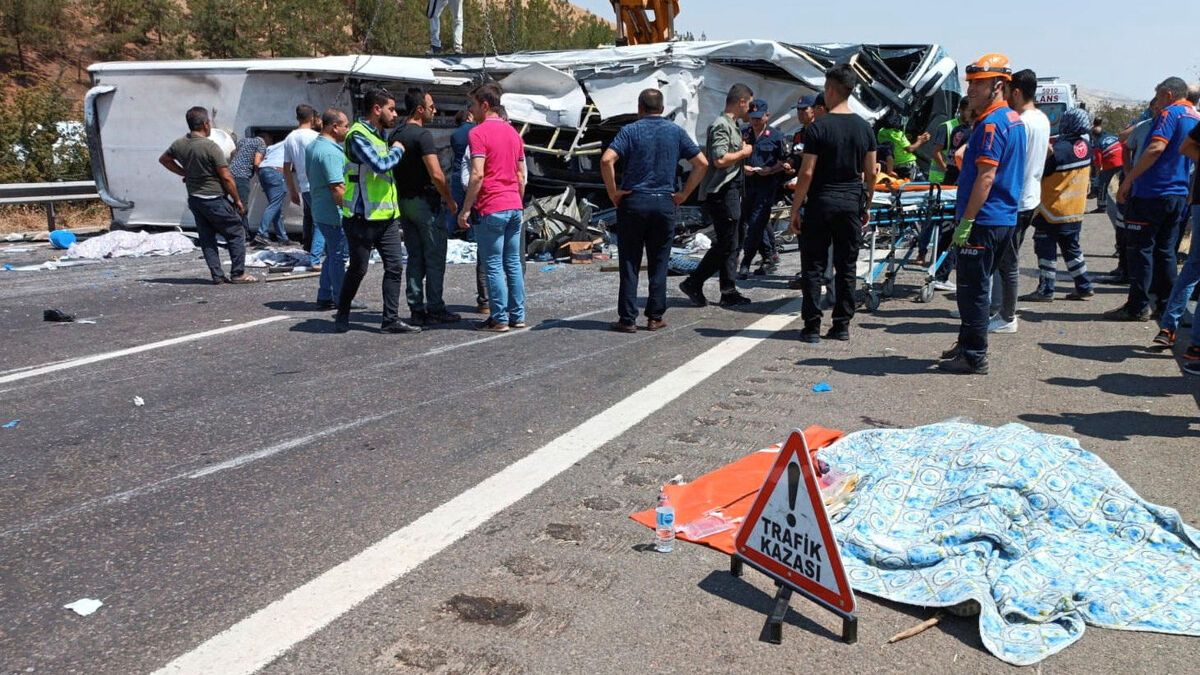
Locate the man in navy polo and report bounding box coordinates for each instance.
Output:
[939,53,1027,375]
[601,88,709,332]
[738,98,791,278]
[1108,76,1200,321]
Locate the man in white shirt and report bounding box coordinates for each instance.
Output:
[284,104,323,265]
[254,133,291,245]
[989,68,1050,333]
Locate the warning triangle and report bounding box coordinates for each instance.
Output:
[734,429,855,614]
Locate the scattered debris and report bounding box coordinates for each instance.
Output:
[245,249,312,268]
[133,396,145,407]
[63,598,103,616]
[888,614,942,644]
[445,239,477,264]
[63,230,194,260]
[49,230,77,250]
[2,420,19,429]
[812,382,832,393]
[0,246,33,254]
[43,309,76,323]
[263,271,321,283]
[540,265,558,273]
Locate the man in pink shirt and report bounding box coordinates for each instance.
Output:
[458,82,527,332]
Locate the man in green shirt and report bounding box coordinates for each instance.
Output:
[680,82,755,307]
[877,115,931,179]
[158,106,256,284]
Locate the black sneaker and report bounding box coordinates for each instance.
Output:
[939,354,988,375]
[409,310,429,326]
[940,342,961,360]
[824,324,850,341]
[1153,329,1176,347]
[1065,289,1095,301]
[316,299,336,310]
[799,324,821,344]
[427,311,462,324]
[1184,361,1200,376]
[381,320,422,334]
[334,314,350,333]
[1102,305,1151,322]
[787,275,804,290]
[752,266,767,276]
[736,267,751,281]
[719,292,752,307]
[679,280,708,307]
[1020,291,1054,303]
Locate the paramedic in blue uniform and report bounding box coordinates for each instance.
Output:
[738,99,791,278]
[939,53,1027,375]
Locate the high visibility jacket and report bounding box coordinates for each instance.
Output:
[342,121,399,221]
[1038,135,1092,224]
[929,117,961,182]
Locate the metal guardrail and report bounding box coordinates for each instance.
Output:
[0,180,101,230]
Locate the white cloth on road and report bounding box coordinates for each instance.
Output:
[63,230,195,260]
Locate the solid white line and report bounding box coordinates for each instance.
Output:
[154,298,803,675]
[0,317,292,385]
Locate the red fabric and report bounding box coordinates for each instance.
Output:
[629,426,843,555]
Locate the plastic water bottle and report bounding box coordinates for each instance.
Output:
[654,489,675,553]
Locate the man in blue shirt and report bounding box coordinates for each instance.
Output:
[1108,76,1200,321]
[939,53,1027,375]
[306,108,352,310]
[600,88,709,332]
[738,99,792,279]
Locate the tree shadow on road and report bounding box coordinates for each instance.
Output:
[1038,342,1168,364]
[140,277,219,286]
[797,355,939,376]
[696,570,841,642]
[1019,410,1200,441]
[1042,372,1193,398]
[856,321,958,335]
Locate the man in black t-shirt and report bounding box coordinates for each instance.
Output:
[787,65,877,343]
[389,87,460,326]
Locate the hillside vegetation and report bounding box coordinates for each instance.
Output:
[0,0,614,183]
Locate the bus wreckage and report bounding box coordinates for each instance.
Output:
[86,39,959,246]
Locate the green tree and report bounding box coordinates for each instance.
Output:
[188,0,251,59]
[0,80,89,182]
[0,0,68,72]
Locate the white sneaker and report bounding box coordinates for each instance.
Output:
[988,316,1018,333]
[932,280,957,292]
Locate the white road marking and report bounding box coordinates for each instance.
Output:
[0,317,292,386]
[154,297,803,675]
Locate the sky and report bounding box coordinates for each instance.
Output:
[573,0,1199,99]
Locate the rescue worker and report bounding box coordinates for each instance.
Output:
[1108,77,1199,322]
[336,88,420,334]
[938,53,1027,375]
[738,99,790,279]
[930,97,971,185]
[1023,107,1095,302]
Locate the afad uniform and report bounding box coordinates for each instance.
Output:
[954,99,1026,367]
[1032,108,1093,297]
[1093,133,1124,171]
[957,101,1027,226]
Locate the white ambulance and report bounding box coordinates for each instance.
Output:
[1035,77,1080,138]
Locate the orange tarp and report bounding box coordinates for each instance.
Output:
[629,425,844,555]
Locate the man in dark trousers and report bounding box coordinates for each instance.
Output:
[787,64,877,343]
[336,88,420,334]
[389,87,461,326]
[159,106,257,285]
[680,83,755,307]
[600,88,709,333]
[737,98,791,279]
[939,53,1027,375]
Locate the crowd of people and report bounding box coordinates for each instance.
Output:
[159,54,1200,376]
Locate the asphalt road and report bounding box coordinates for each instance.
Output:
[1,209,1197,674]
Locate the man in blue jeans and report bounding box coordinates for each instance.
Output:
[458,82,526,333]
[600,88,709,333]
[938,52,1027,375]
[255,134,290,245]
[306,108,363,311]
[1157,116,1200,365]
[1109,76,1199,322]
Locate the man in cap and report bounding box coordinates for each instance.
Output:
[738,98,791,279]
[938,53,1027,374]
